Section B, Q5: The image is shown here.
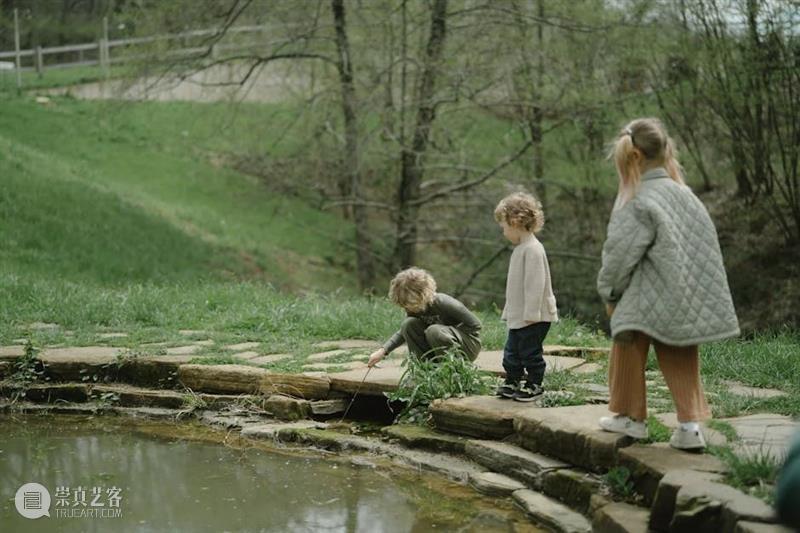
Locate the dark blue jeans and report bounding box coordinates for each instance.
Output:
[503,322,551,386]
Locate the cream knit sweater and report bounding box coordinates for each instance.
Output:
[502,234,559,329]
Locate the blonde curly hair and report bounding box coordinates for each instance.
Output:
[389,267,437,313]
[494,192,545,233]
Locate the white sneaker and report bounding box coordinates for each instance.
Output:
[670,426,707,451]
[598,415,648,439]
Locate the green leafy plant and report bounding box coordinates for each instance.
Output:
[386,350,491,424]
[12,340,44,386]
[9,340,46,403]
[604,466,635,500]
[181,388,208,411]
[93,391,120,406]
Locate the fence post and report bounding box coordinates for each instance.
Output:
[35,45,43,77]
[14,8,21,89]
[101,16,110,77]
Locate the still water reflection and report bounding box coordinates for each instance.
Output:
[0,415,539,532]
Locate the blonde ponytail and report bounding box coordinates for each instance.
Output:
[609,118,684,210]
[663,137,685,185]
[610,129,642,210]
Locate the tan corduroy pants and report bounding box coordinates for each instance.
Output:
[608,331,711,423]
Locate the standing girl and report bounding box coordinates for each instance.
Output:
[597,118,739,450]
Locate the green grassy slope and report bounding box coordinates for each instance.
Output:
[0,95,353,289]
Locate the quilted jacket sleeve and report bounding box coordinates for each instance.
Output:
[597,199,656,304]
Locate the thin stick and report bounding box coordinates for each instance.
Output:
[338,366,373,423]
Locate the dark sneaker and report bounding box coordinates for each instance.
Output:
[495,381,519,399]
[512,383,543,402]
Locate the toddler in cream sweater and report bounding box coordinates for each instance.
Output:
[494,192,558,401]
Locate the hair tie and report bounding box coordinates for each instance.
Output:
[623,127,633,137]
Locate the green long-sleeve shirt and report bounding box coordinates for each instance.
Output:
[382,293,482,353]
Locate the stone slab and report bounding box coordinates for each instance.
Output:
[259,372,331,400]
[657,412,796,460]
[328,366,403,396]
[430,395,538,439]
[514,404,631,473]
[166,345,202,355]
[262,394,311,421]
[241,421,328,440]
[592,502,650,533]
[248,354,291,365]
[672,479,777,532]
[91,384,186,409]
[302,361,365,372]
[116,355,196,388]
[38,346,123,381]
[475,350,587,377]
[306,349,347,362]
[573,363,603,374]
[225,342,261,351]
[545,344,610,360]
[465,439,568,488]
[0,345,25,360]
[469,472,526,496]
[97,333,128,339]
[309,398,348,416]
[617,443,727,506]
[541,468,604,514]
[178,364,268,394]
[723,381,787,399]
[724,414,796,460]
[649,469,724,532]
[382,425,468,454]
[0,383,89,403]
[512,489,592,533]
[231,351,261,361]
[250,353,292,365]
[192,340,214,347]
[312,340,377,350]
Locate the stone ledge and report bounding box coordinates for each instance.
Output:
[672,478,778,532]
[514,404,629,473]
[592,502,650,533]
[179,364,266,394]
[381,424,468,454]
[469,472,525,496]
[541,468,605,515]
[464,439,569,488]
[430,395,534,439]
[260,372,330,400]
[513,489,592,533]
[618,442,727,506]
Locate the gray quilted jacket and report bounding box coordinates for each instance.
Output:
[597,167,740,346]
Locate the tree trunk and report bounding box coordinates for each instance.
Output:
[532,0,545,202]
[331,0,375,289]
[394,0,448,270]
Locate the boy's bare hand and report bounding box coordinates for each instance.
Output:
[606,303,615,317]
[367,348,386,368]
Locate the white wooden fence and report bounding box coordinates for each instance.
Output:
[0,8,270,88]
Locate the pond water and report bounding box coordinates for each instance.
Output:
[0,415,539,532]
